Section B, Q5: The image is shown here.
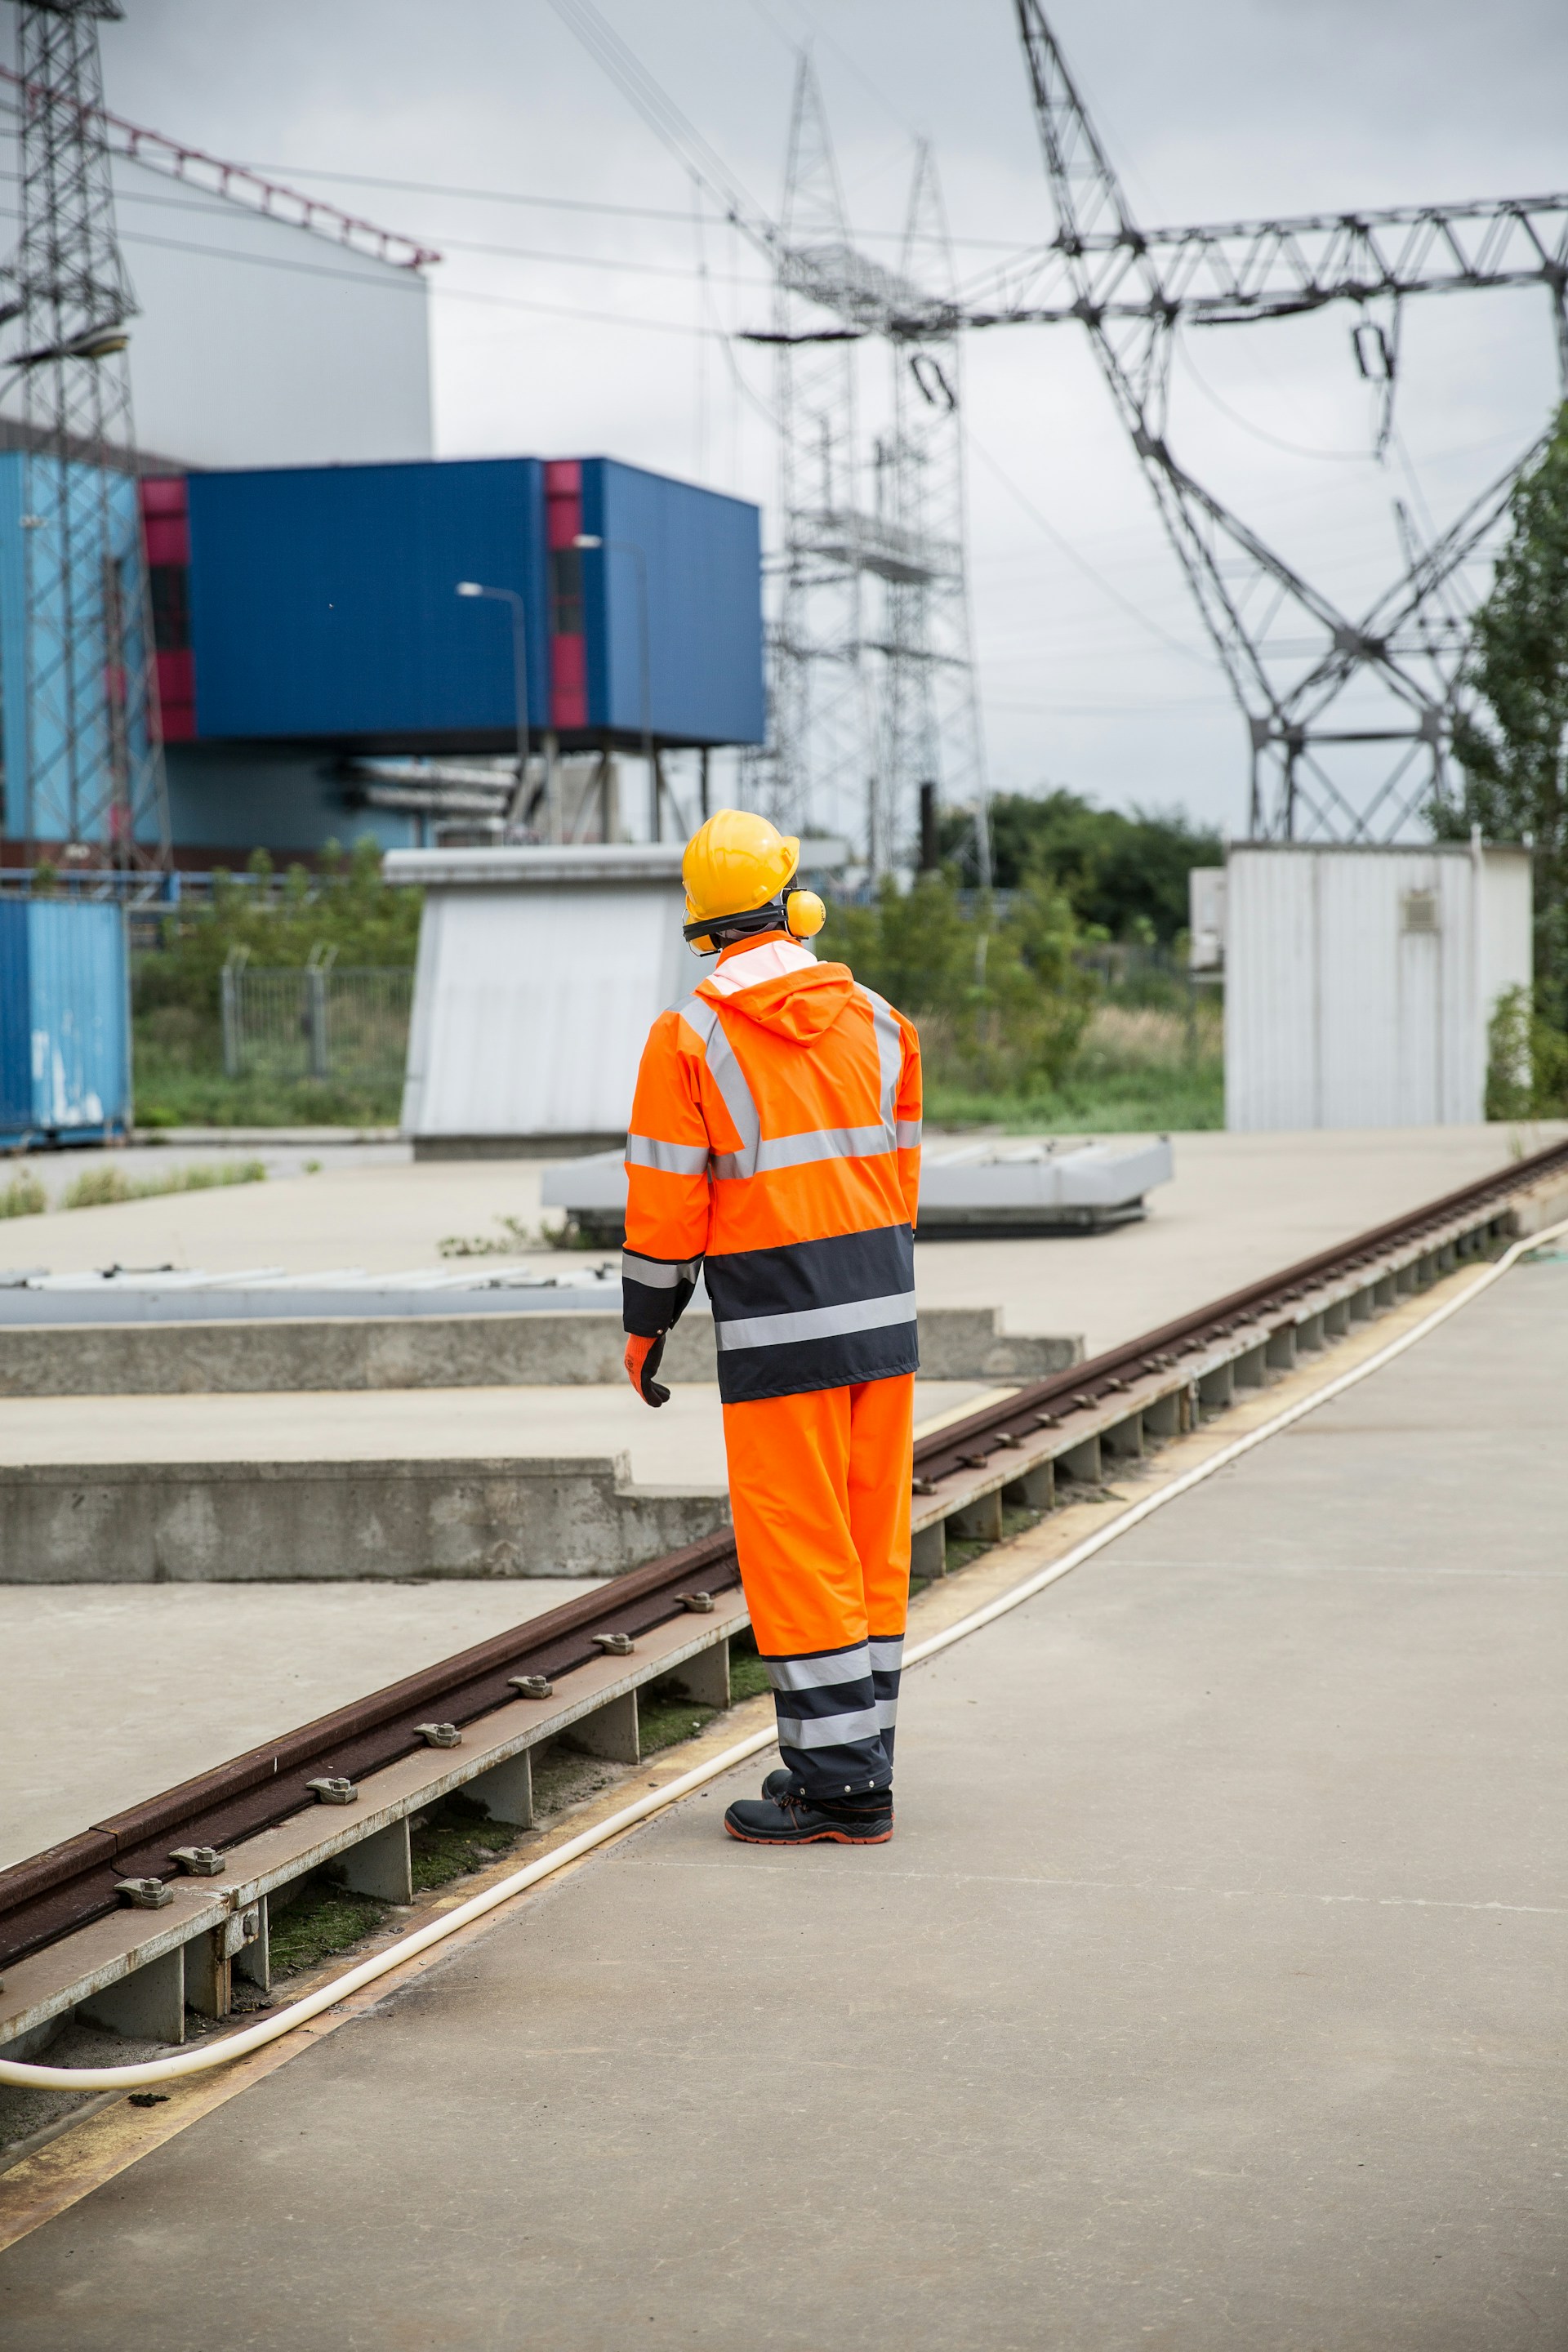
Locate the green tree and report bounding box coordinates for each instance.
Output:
[136,836,421,1024]
[819,869,1094,1095]
[938,788,1222,943]
[1439,405,1568,1027]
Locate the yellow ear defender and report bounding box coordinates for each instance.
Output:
[785,888,826,940]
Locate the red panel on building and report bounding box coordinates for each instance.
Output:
[544,457,587,729]
[138,478,195,740]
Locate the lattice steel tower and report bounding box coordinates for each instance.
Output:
[985,0,1568,842]
[766,57,988,881]
[3,0,168,870]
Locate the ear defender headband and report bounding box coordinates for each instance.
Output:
[682,881,828,956]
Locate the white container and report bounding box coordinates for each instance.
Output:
[1224,840,1531,1132]
[390,845,690,1155]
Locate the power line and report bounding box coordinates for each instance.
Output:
[1175,330,1374,463]
[49,221,725,340]
[967,431,1214,667]
[216,160,1037,251]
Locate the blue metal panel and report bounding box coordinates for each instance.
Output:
[25,901,131,1137]
[0,902,32,1142]
[579,461,764,746]
[0,455,154,844]
[0,454,25,835]
[186,459,549,742]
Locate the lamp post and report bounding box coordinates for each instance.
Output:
[572,533,657,841]
[455,580,550,840]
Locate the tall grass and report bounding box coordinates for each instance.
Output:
[924,997,1223,1133]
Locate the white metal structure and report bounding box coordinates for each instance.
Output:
[0,82,434,470]
[1224,841,1531,1132]
[391,846,688,1153]
[543,1132,1173,1239]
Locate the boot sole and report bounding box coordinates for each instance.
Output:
[724,1820,893,1846]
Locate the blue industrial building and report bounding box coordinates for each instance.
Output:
[1,452,764,864]
[139,453,764,859]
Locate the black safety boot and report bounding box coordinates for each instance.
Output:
[724,1789,893,1846]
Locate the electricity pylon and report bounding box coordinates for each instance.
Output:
[761,56,989,881]
[990,0,1568,841]
[2,0,169,872]
[546,3,989,878]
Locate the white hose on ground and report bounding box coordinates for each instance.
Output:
[3,1213,1563,2095]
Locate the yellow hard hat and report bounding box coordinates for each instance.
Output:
[681,808,826,954]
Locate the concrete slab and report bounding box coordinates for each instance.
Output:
[5,1126,1563,1361]
[0,1264,1561,2342]
[0,1578,599,1872]
[912,1120,1568,1353]
[0,1379,1000,1476]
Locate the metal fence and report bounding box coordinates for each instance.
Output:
[220,951,413,1085]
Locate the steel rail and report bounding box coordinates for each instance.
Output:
[2,1133,1565,1978]
[0,1532,742,1975]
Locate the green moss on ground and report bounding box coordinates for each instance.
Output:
[726,1649,772,1704]
[267,1885,388,1977]
[409,1797,523,1893]
[638,1690,719,1754]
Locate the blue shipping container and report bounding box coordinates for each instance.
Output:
[0,900,131,1147]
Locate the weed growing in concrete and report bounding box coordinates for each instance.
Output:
[59,1158,267,1212]
[437,1214,538,1259]
[0,1173,47,1219]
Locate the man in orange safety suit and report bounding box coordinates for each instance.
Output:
[621,808,921,1846]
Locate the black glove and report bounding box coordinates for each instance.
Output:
[625,1330,671,1407]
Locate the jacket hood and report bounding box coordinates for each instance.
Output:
[699,956,858,1045]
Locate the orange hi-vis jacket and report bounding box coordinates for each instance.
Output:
[621,934,922,1405]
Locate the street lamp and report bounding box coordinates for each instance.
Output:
[455,580,546,839]
[572,533,658,841]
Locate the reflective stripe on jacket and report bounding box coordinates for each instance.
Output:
[621,934,922,1405]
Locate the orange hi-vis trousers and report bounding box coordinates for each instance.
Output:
[722,1371,913,1799]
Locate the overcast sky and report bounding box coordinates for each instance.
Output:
[89,0,1568,835]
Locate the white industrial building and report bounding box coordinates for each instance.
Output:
[0,95,433,470]
[1223,840,1532,1132]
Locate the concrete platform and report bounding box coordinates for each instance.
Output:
[0,1258,1560,2343]
[0,1383,1004,1584]
[5,1123,1562,1356]
[0,1578,599,1872]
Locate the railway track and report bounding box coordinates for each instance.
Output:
[2,1135,1566,2055]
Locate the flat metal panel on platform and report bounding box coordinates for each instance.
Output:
[542,1133,1174,1239]
[1225,840,1532,1131]
[394,845,688,1145]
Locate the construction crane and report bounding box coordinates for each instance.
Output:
[0,0,170,880]
[978,1,1568,841]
